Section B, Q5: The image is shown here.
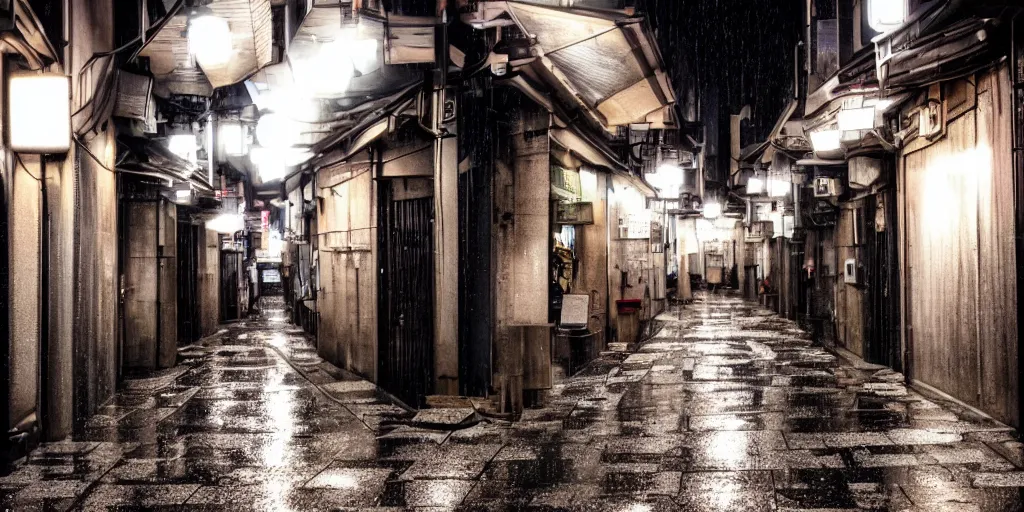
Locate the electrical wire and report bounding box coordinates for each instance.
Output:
[14,154,42,182]
[71,0,185,127]
[73,135,116,174]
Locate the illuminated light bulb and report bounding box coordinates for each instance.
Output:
[256,113,300,149]
[188,15,233,66]
[649,163,684,198]
[703,202,722,219]
[868,0,907,33]
[810,130,842,153]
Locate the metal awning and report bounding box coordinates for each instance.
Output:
[466,1,675,129]
[116,135,215,191]
[138,0,273,97]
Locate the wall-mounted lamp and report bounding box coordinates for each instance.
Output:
[206,213,244,234]
[809,129,842,153]
[9,73,71,153]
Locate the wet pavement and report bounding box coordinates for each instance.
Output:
[4,293,1024,511]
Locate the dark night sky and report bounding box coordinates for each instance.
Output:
[637,0,803,182]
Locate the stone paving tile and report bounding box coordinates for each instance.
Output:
[5,294,1024,511]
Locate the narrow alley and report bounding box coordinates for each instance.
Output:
[3,294,1022,511]
[2,1,1024,510]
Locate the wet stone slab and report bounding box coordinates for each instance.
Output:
[3,294,1023,510]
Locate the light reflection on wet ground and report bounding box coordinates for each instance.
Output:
[3,294,1024,510]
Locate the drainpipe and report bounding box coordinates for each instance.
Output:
[38,158,49,441]
[1011,11,1024,427]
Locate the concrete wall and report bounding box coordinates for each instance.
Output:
[64,0,117,436]
[8,155,41,430]
[493,103,552,406]
[123,201,177,371]
[198,228,221,337]
[608,175,656,335]
[575,169,608,350]
[317,167,377,380]
[72,131,119,427]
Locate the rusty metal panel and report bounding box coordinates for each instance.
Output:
[975,66,1019,427]
[904,109,981,409]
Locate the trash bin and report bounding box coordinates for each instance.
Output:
[616,299,643,346]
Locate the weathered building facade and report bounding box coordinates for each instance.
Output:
[728,0,1023,428]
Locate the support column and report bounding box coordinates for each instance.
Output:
[432,86,459,395]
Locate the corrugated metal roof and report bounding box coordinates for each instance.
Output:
[503,1,674,128]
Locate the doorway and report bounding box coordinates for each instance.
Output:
[220,249,242,322]
[177,215,201,345]
[377,185,435,407]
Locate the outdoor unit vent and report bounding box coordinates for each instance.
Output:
[556,202,595,225]
[814,177,841,198]
[113,71,155,129]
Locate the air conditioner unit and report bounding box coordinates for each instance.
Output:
[814,177,841,198]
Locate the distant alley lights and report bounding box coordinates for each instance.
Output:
[206,213,245,234]
[648,163,685,199]
[291,30,379,97]
[168,134,199,164]
[187,11,234,66]
[868,0,908,33]
[703,201,722,220]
